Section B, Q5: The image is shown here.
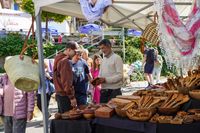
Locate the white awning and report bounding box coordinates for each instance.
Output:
[33,0,193,30]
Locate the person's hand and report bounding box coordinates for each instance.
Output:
[155,61,159,64]
[70,97,77,108]
[27,111,33,121]
[89,81,94,87]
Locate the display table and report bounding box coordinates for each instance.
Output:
[50,115,200,133]
[50,119,92,133]
[93,116,156,133]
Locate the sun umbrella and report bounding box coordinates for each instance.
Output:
[127,29,142,36]
[79,23,102,34]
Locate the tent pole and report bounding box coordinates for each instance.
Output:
[122,27,125,61]
[35,9,49,133]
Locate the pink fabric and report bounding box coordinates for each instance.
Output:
[0,74,35,119]
[91,68,101,104]
[4,79,14,116]
[162,0,200,55]
[0,91,3,115]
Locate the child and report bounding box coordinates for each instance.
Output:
[90,55,101,104]
[0,74,34,133]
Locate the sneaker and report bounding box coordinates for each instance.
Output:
[145,84,153,90]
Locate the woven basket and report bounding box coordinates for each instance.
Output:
[4,55,40,92]
[189,90,200,100]
[158,106,180,115]
[126,108,156,121]
[142,22,159,45]
[115,107,127,117]
[177,87,190,95]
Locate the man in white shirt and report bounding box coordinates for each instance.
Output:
[97,39,123,103]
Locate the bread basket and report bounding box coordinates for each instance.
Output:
[158,106,180,115]
[189,90,200,100]
[115,106,127,117]
[126,108,156,121]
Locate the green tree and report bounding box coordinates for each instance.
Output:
[125,37,141,49]
[20,0,67,40]
[125,46,143,64]
[0,33,65,73]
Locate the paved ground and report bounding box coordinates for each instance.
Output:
[0,78,167,133]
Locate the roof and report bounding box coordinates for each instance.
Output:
[34,0,193,30]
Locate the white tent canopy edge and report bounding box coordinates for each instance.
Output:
[34,0,193,30]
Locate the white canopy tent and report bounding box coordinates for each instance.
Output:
[34,0,193,30]
[33,1,193,133]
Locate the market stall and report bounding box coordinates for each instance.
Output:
[32,1,198,133]
[49,67,200,133]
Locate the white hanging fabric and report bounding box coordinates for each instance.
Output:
[155,0,200,72]
[79,0,112,22]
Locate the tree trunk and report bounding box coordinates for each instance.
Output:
[45,13,49,43]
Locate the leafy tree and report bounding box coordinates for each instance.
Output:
[20,0,67,40]
[0,33,24,56]
[125,46,143,64]
[0,33,65,72]
[21,0,35,15]
[125,37,141,49]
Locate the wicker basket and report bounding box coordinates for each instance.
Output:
[4,55,39,92]
[194,113,200,121]
[177,87,190,94]
[188,109,200,114]
[189,90,200,100]
[126,108,156,121]
[142,22,159,45]
[158,106,180,115]
[115,107,127,117]
[83,113,94,119]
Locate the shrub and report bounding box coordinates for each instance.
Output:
[0,33,65,72]
[125,46,143,64]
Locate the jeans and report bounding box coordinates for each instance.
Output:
[100,88,122,103]
[153,67,162,84]
[4,116,26,133]
[56,94,72,113]
[75,93,87,106]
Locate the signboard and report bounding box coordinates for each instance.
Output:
[0,9,32,31]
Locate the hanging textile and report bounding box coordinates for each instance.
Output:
[155,0,200,71]
[79,0,112,22]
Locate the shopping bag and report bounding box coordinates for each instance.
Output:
[4,55,40,92]
[4,18,39,92]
